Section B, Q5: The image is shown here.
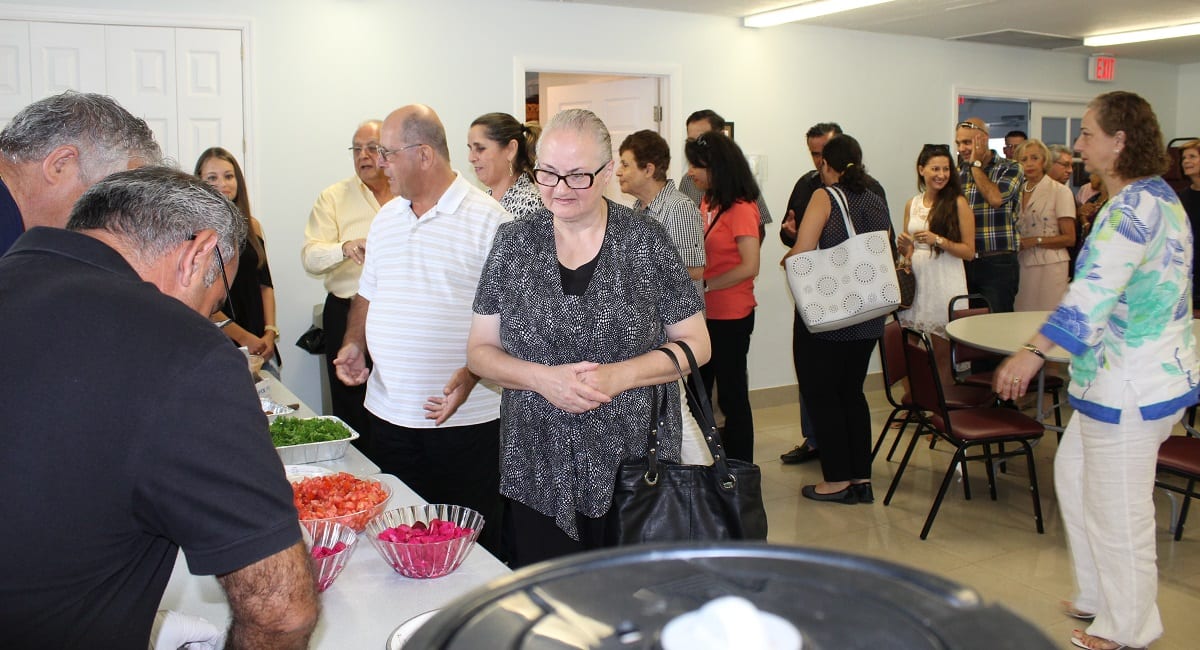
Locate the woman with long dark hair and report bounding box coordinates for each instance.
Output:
[468,112,543,219]
[897,143,975,385]
[684,130,760,463]
[194,147,280,364]
[783,134,891,504]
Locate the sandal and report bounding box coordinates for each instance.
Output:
[890,411,909,430]
[1070,629,1143,650]
[1061,600,1096,621]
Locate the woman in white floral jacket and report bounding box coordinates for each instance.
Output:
[995,91,1198,650]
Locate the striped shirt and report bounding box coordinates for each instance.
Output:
[359,172,510,427]
[960,154,1022,254]
[632,179,706,268]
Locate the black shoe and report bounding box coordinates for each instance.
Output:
[852,483,874,504]
[780,445,820,464]
[801,484,858,504]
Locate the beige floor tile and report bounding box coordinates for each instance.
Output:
[752,388,1200,647]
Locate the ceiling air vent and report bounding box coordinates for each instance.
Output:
[950,30,1082,50]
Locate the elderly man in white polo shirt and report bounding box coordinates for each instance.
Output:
[335,104,509,554]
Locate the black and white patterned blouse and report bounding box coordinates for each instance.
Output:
[473,200,704,540]
[495,172,544,220]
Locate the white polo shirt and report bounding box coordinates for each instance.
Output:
[359,172,510,427]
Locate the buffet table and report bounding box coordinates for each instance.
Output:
[158,378,511,648]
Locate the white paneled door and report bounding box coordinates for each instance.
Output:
[0,20,244,168]
[545,77,660,206]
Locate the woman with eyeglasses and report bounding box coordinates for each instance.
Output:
[783,134,891,505]
[996,91,1196,650]
[467,109,709,567]
[467,112,544,219]
[683,130,760,463]
[1013,139,1077,311]
[195,147,280,365]
[896,144,975,385]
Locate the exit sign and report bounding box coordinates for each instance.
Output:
[1089,55,1117,82]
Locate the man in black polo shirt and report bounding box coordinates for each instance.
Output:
[0,167,318,649]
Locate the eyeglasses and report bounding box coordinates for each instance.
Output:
[348,144,381,156]
[1052,158,1074,167]
[376,143,425,162]
[957,121,985,131]
[189,234,236,328]
[532,163,608,190]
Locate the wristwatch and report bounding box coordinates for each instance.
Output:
[971,160,982,169]
[934,236,943,248]
[264,325,280,341]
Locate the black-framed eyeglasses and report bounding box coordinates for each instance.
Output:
[348,144,381,156]
[532,163,608,190]
[376,143,425,162]
[190,234,236,328]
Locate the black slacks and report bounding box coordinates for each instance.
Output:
[794,328,876,482]
[369,414,503,556]
[322,293,372,456]
[700,312,755,463]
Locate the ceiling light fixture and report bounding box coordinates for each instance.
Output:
[743,0,898,29]
[1083,21,1200,47]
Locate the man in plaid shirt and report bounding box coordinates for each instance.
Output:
[956,117,1023,313]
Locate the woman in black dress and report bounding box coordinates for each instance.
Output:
[195,147,280,364]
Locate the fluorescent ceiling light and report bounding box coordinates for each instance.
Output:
[743,0,897,28]
[1083,21,1200,47]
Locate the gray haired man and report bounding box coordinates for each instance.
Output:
[0,90,162,254]
[0,167,318,648]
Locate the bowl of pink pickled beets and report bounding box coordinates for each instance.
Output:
[301,519,358,592]
[365,505,484,579]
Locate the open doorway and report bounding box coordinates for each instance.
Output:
[525,71,666,205]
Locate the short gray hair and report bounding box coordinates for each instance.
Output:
[66,166,246,285]
[538,109,612,165]
[0,91,163,184]
[1048,144,1073,160]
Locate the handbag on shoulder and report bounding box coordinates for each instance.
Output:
[784,186,902,332]
[896,257,917,310]
[605,341,767,545]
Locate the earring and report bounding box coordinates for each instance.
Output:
[509,162,514,178]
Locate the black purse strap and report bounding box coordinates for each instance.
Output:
[656,342,737,490]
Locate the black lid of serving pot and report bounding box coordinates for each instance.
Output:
[403,543,1055,650]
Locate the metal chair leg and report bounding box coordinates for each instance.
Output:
[1177,478,1195,541]
[982,443,999,501]
[921,449,966,540]
[1022,440,1045,534]
[885,423,925,505]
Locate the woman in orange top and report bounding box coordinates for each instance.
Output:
[684,131,761,462]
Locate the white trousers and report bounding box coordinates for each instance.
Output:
[1054,391,1181,647]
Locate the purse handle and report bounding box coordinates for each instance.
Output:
[655,342,738,490]
[825,186,856,238]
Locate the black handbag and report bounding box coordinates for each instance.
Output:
[294,326,325,354]
[605,341,767,545]
[896,259,917,310]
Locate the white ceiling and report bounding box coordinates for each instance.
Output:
[546,0,1200,65]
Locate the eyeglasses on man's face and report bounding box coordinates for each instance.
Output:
[348,144,381,156]
[189,234,236,328]
[532,163,608,190]
[376,143,425,163]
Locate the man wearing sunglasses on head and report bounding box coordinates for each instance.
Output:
[955,117,1023,315]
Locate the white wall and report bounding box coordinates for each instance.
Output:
[5,0,1185,410]
[1178,63,1200,138]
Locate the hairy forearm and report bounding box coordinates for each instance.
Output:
[220,543,319,650]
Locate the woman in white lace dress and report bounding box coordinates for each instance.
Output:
[897,144,975,384]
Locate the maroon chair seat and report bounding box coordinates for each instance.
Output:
[1157,435,1200,540]
[884,327,1046,540]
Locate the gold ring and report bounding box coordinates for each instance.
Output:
[1012,377,1021,383]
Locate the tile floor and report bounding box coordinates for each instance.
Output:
[753,390,1200,649]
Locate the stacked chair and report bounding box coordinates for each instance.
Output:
[1155,403,1200,540]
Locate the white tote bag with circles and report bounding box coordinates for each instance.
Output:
[784,187,900,333]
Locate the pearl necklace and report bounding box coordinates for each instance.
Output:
[1022,178,1041,193]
